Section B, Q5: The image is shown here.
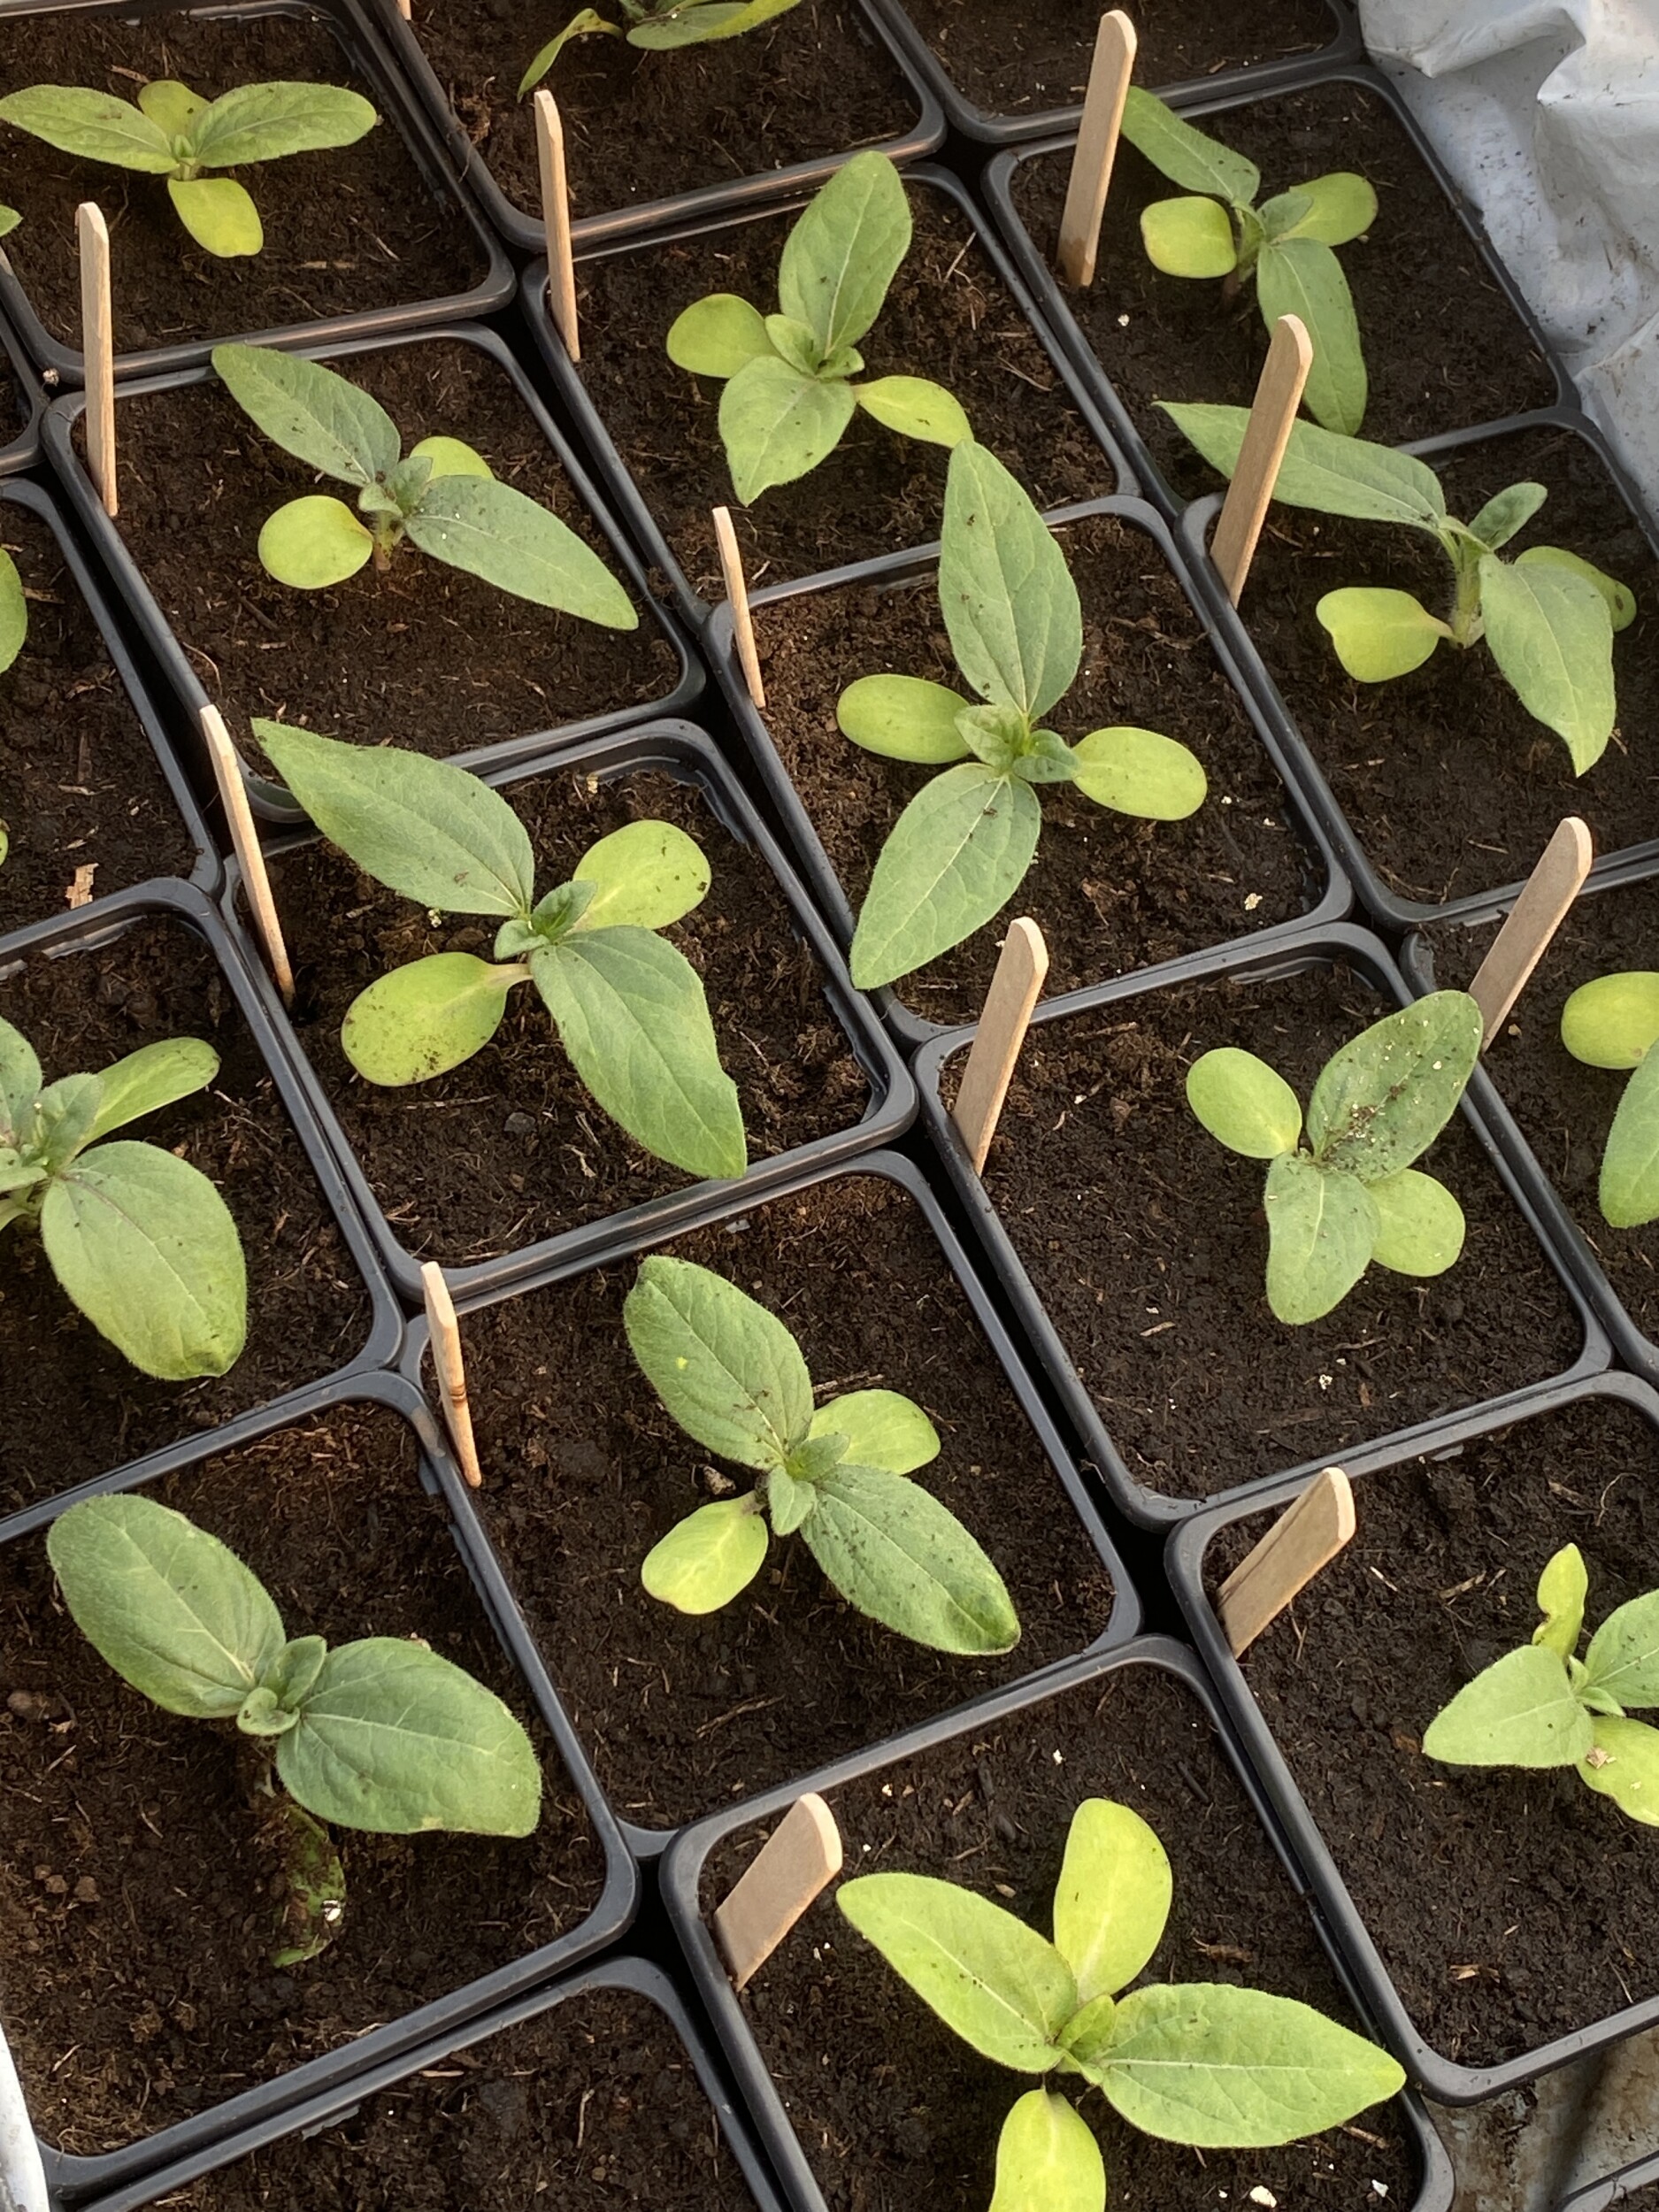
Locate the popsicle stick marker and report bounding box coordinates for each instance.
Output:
[712,506,765,710]
[199,706,294,1005]
[1219,1467,1356,1657]
[1469,816,1594,1047]
[714,1793,843,1990]
[396,0,410,14]
[421,1262,483,1489]
[1209,313,1313,605]
[952,918,1049,1174]
[534,89,580,364]
[78,202,117,518]
[1056,12,1138,289]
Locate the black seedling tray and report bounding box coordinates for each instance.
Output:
[1559,2147,1659,2211]
[0,296,40,474]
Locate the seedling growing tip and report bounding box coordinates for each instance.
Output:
[519,0,802,90]
[1560,971,1659,1228]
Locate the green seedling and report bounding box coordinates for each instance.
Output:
[841,440,1206,988]
[0,543,23,869]
[1559,972,1659,1228]
[211,342,638,619]
[1425,1543,1659,1826]
[48,1492,541,1961]
[840,1796,1405,2212]
[666,150,971,504]
[1119,87,1375,435]
[259,722,746,1181]
[0,80,376,257]
[0,204,18,238]
[0,1018,246,1378]
[626,1253,1019,1654]
[1164,407,1636,773]
[519,0,802,90]
[1186,990,1481,1325]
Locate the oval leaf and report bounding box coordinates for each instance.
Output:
[1119,87,1260,204]
[808,1389,939,1474]
[1583,1590,1659,1709]
[838,674,973,764]
[1578,1716,1659,1824]
[1157,405,1447,531]
[719,356,856,503]
[187,81,378,167]
[851,764,1041,990]
[1187,1047,1302,1160]
[778,150,911,356]
[802,1461,1019,1654]
[258,494,373,588]
[1306,990,1482,1179]
[211,342,400,488]
[403,475,636,626]
[1263,1154,1379,1326]
[940,442,1080,721]
[167,174,262,257]
[0,546,25,677]
[1562,972,1659,1071]
[1054,1799,1172,2005]
[409,434,492,481]
[624,1253,811,1470]
[0,87,176,171]
[990,2091,1104,2212]
[1423,1643,1593,1767]
[1479,551,1615,774]
[1316,586,1448,681]
[1271,171,1376,245]
[1468,481,1548,553]
[85,1038,219,1142]
[1366,1167,1465,1277]
[641,1496,770,1613]
[342,954,519,1086]
[571,818,710,931]
[1256,236,1367,435]
[855,375,972,447]
[1532,1543,1589,1664]
[1516,544,1637,632]
[1141,196,1238,278]
[0,1017,42,1147]
[1072,726,1207,818]
[666,293,774,380]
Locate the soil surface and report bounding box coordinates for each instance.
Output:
[97,338,680,771]
[901,0,1337,117]
[0,1401,605,2158]
[573,184,1117,602]
[705,1660,1418,2210]
[751,511,1322,1029]
[1207,1391,1659,2069]
[1236,426,1659,910]
[960,952,1585,1504]
[1009,80,1558,495]
[0,10,485,355]
[412,0,919,226]
[0,915,373,1514]
[0,503,198,935]
[270,761,872,1268]
[463,1171,1118,1832]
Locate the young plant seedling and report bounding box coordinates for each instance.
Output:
[1559,972,1659,1228]
[0,80,376,257]
[1119,87,1375,434]
[519,0,802,90]
[0,1018,246,1378]
[841,440,1206,988]
[1165,407,1637,772]
[48,1492,541,1961]
[625,1253,1020,1654]
[258,722,746,1181]
[840,1796,1406,2211]
[1425,1543,1659,1825]
[211,342,638,618]
[0,203,18,238]
[1186,990,1482,1325]
[666,150,971,504]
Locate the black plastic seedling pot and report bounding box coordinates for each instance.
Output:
[0,299,40,475]
[910,917,1606,1532]
[1166,1369,1659,2104]
[43,319,700,826]
[703,488,1351,1053]
[660,1633,1455,2212]
[1560,2147,1659,2212]
[397,1144,1142,1859]
[222,718,918,1305]
[0,1367,636,2206]
[0,0,513,382]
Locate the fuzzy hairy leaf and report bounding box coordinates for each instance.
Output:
[989,2092,1104,2212]
[1256,236,1367,434]
[187,81,377,168]
[84,1039,219,1143]
[1479,552,1616,772]
[807,1389,938,1474]
[1263,1154,1379,1325]
[629,0,802,46]
[0,87,176,172]
[850,764,1041,989]
[1424,1643,1594,1768]
[1578,1716,1659,1824]
[940,442,1080,720]
[801,1461,1019,1654]
[719,355,856,503]
[1583,1590,1659,1710]
[1598,1045,1659,1228]
[1160,406,1447,532]
[518,11,624,96]
[403,474,637,625]
[213,342,400,488]
[1305,991,1481,1181]
[625,1253,812,1470]
[778,150,911,357]
[1119,87,1260,204]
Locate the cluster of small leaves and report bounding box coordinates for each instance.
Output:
[1559,972,1659,1228]
[518,0,801,90]
[667,151,970,505]
[1,1019,246,1379]
[1425,1544,1659,1825]
[840,1797,1406,2212]
[0,543,24,871]
[841,440,1206,987]
[262,723,746,1180]
[626,1254,1019,1653]
[1186,991,1481,1325]
[1166,408,1636,772]
[0,80,376,257]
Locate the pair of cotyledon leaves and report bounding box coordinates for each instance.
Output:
[1559,972,1659,1230]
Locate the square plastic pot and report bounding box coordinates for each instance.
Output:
[0,299,40,475]
[0,0,514,383]
[910,916,1607,1530]
[1560,2149,1659,2212]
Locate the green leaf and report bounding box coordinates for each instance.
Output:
[629,0,802,45]
[1468,482,1548,552]
[1424,1642,1593,1767]
[1600,1046,1659,1227]
[518,10,624,96]
[778,150,910,357]
[167,174,262,257]
[1516,544,1637,632]
[1263,1154,1379,1325]
[212,343,400,488]
[85,1039,219,1142]
[1367,1167,1464,1276]
[839,1872,1072,2068]
[1270,171,1376,244]
[1119,87,1260,204]
[719,356,856,503]
[0,547,25,677]
[666,293,774,380]
[1141,196,1238,278]
[1479,552,1615,773]
[256,721,536,917]
[854,375,972,447]
[1316,586,1448,681]
[1011,728,1080,786]
[1532,1544,1588,1664]
[0,87,176,172]
[341,954,521,1085]
[764,313,825,375]
[136,78,207,134]
[850,764,1041,990]
[277,1638,541,1837]
[838,674,973,764]
[570,819,710,930]
[0,1017,41,1147]
[1071,726,1207,818]
[1159,406,1448,531]
[808,1389,938,1474]
[940,442,1080,721]
[1256,236,1366,434]
[1583,1590,1659,1709]
[35,1072,104,1175]
[767,1462,819,1532]
[801,1461,1019,1654]
[258,494,374,588]
[187,81,378,168]
[408,434,492,482]
[1306,991,1482,1179]
[0,205,17,240]
[46,1494,284,1719]
[624,1253,811,1470]
[1578,1716,1659,1824]
[640,1496,769,1612]
[1054,1798,1171,2005]
[1562,972,1659,1071]
[1093,1983,1406,2146]
[989,2091,1104,2212]
[1186,1047,1301,1159]
[403,475,637,626]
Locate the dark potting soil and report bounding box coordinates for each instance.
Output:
[1236,426,1659,910]
[412,0,919,226]
[159,1985,757,2210]
[573,185,1116,602]
[0,915,373,1514]
[268,762,871,1267]
[960,954,1584,1503]
[1207,1392,1659,2068]
[0,10,485,355]
[703,1662,1418,2211]
[752,511,1320,1029]
[1008,80,1558,494]
[0,505,197,934]
[0,1401,605,2158]
[462,1171,1118,1832]
[95,338,679,768]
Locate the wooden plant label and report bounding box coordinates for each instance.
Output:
[713,506,766,710]
[1469,817,1594,1046]
[534,89,580,364]
[421,1261,483,1488]
[714,1793,843,1990]
[951,918,1049,1174]
[1210,313,1313,605]
[78,203,117,518]
[1056,12,1139,290]
[1218,1466,1356,1656]
[199,707,295,1004]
